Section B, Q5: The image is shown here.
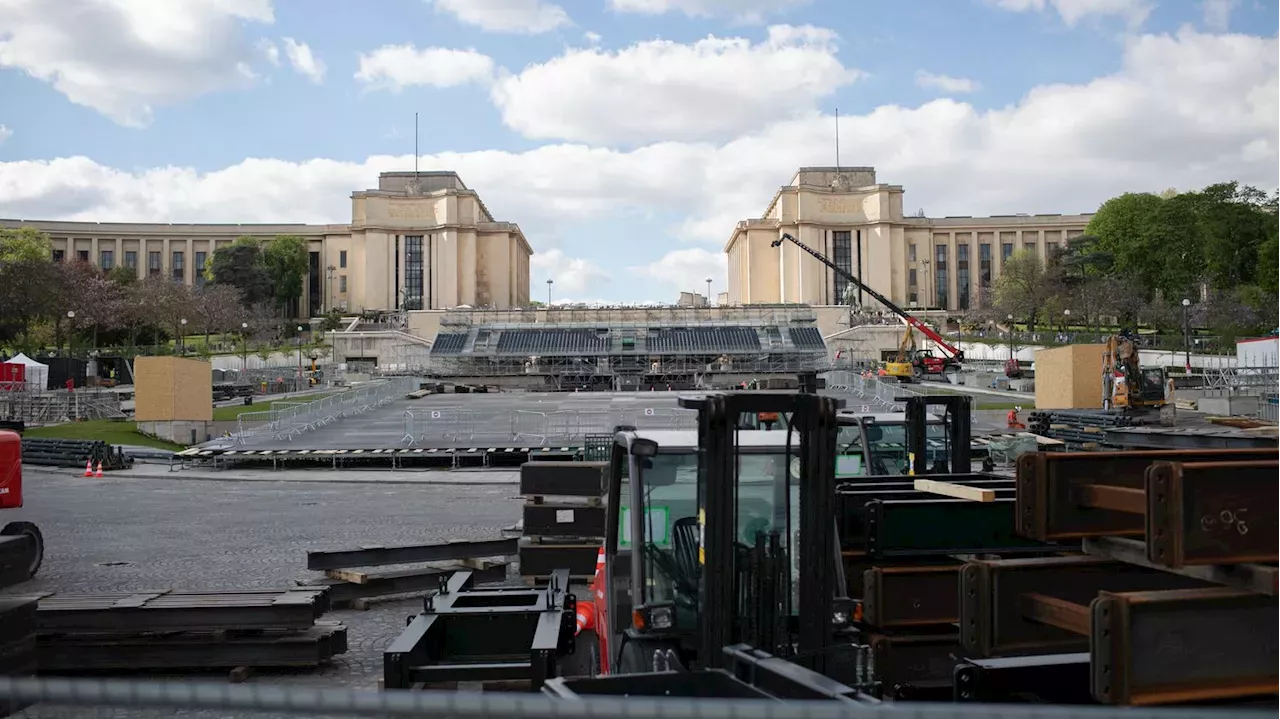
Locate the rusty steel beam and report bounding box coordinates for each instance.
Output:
[1015,448,1275,542]
[859,565,960,629]
[1145,460,1279,569]
[1092,587,1279,706]
[960,556,1209,659]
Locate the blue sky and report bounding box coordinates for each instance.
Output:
[0,0,1276,302]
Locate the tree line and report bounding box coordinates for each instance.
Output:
[0,227,328,358]
[968,181,1278,342]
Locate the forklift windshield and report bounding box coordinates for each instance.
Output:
[618,433,800,615]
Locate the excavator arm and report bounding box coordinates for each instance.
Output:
[771,233,964,362]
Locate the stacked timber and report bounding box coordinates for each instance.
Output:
[952,448,1279,706]
[516,461,606,582]
[300,538,514,609]
[28,589,346,672]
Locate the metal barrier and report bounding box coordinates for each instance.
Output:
[401,405,698,446]
[233,377,418,445]
[0,676,1268,719]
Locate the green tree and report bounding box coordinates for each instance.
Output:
[262,235,308,315]
[0,226,53,263]
[209,240,273,307]
[1257,234,1279,298]
[992,250,1053,332]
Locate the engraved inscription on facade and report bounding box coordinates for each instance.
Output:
[819,198,859,214]
[387,204,436,220]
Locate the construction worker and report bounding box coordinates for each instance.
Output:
[1007,406,1026,430]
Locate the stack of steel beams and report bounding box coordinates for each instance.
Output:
[301,538,514,609]
[516,461,607,581]
[28,589,346,671]
[953,449,1278,706]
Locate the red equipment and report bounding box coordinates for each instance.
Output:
[0,430,45,586]
[771,233,964,376]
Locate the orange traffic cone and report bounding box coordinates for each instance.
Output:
[83,459,93,477]
[594,547,605,576]
[94,461,104,478]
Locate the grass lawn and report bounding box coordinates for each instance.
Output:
[25,419,187,451]
[210,392,336,421]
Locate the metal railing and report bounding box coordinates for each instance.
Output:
[233,377,418,444]
[0,676,1268,719]
[401,405,697,446]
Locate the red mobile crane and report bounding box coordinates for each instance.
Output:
[771,233,964,379]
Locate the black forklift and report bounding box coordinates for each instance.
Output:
[591,391,859,680]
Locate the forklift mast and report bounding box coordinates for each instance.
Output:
[897,395,973,475]
[680,392,844,675]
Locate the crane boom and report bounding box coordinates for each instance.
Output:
[772,233,964,361]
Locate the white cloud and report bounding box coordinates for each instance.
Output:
[632,248,728,300]
[258,38,280,66]
[0,28,1275,302]
[281,38,325,83]
[988,0,1152,27]
[355,45,495,90]
[0,0,274,127]
[1201,0,1237,32]
[608,0,811,24]
[430,0,571,34]
[531,248,611,295]
[915,70,981,94]
[0,125,10,143]
[583,31,602,46]
[490,25,861,144]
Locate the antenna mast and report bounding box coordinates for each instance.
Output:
[834,107,840,174]
[414,111,419,180]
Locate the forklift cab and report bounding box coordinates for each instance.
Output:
[836,412,951,477]
[598,392,845,676]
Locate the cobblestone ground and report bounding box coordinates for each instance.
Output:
[2,470,524,719]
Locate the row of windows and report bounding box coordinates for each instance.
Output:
[53,249,207,282]
[905,239,1064,307]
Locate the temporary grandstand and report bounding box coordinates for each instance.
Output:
[427,305,831,390]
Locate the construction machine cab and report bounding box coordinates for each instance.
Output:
[835,395,973,477]
[598,393,845,675]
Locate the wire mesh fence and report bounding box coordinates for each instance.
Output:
[0,676,1269,719]
[401,405,698,446]
[233,378,418,444]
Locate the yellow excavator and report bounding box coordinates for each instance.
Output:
[1102,331,1169,411]
[883,326,916,381]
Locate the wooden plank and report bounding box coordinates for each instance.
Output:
[913,479,995,503]
[324,558,499,585]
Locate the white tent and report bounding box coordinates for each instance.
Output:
[5,353,49,391]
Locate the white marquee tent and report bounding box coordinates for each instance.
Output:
[4,353,49,391]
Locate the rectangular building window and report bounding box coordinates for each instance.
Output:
[99,250,114,270]
[172,251,185,282]
[148,251,161,277]
[979,243,992,290]
[908,291,918,305]
[76,250,89,262]
[957,243,971,311]
[908,244,917,262]
[1002,243,1014,261]
[832,230,852,303]
[908,268,918,288]
[1046,241,1060,256]
[194,251,207,287]
[339,250,347,268]
[934,244,949,309]
[52,249,65,262]
[1024,241,1037,252]
[339,275,348,293]
[404,235,424,310]
[125,250,138,269]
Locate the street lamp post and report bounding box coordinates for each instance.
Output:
[1062,309,1071,341]
[1181,298,1191,370]
[325,265,336,312]
[546,279,553,306]
[296,325,305,390]
[705,278,712,307]
[1006,313,1014,362]
[179,318,187,354]
[240,322,249,372]
[65,310,75,359]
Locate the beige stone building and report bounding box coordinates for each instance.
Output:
[726,167,1092,312]
[1,171,532,317]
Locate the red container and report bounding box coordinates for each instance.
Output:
[0,363,24,391]
[0,430,21,509]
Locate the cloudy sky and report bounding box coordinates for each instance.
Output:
[0,0,1276,303]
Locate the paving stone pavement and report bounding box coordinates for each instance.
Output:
[3,469,526,719]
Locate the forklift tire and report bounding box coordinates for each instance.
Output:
[617,637,683,674]
[1,521,44,578]
[560,630,601,678]
[911,365,924,380]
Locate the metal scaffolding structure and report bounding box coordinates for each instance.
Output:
[427,305,830,390]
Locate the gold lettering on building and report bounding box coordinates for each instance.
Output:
[387,204,436,220]
[819,198,859,214]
